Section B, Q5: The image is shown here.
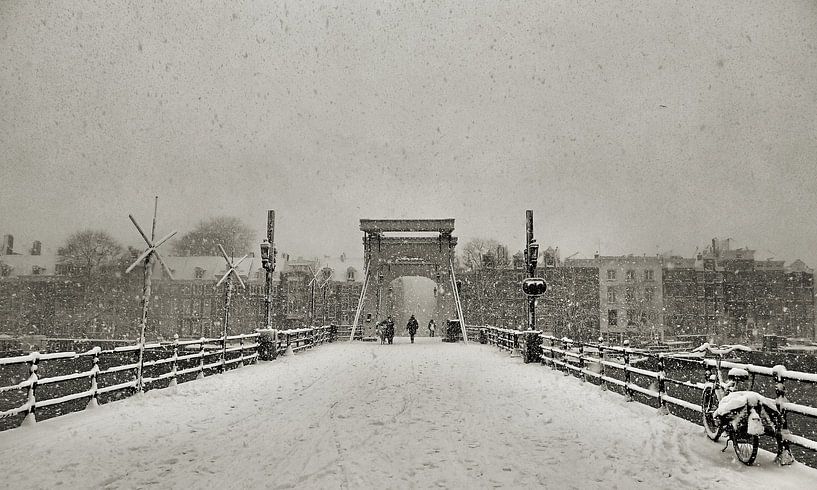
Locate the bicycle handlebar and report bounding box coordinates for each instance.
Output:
[692,342,753,356]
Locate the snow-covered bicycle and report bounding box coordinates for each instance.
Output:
[697,343,790,466]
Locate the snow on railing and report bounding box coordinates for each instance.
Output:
[0,332,261,430]
[475,325,817,463]
[0,324,344,431]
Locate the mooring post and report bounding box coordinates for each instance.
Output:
[221,278,232,373]
[126,197,177,393]
[136,252,153,392]
[214,243,248,373]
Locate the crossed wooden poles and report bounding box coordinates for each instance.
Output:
[307,265,333,324]
[215,244,248,372]
[125,199,254,389]
[125,197,177,393]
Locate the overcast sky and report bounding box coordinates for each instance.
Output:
[2,1,816,265]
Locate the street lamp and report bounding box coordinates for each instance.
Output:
[522,210,545,331]
[260,239,276,329]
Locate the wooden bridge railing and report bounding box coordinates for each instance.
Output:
[476,325,816,464]
[0,324,343,431]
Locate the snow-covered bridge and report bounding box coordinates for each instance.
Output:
[1,339,815,489]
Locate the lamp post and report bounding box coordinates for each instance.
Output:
[522,210,546,331]
[260,239,276,329]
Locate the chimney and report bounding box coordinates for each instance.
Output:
[30,240,42,256]
[2,234,13,255]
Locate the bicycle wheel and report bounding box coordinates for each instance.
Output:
[733,434,759,465]
[701,389,722,441]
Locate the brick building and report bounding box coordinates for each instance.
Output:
[662,239,815,342]
[565,255,664,343]
[458,257,600,341]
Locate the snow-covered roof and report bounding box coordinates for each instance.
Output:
[0,253,59,277]
[277,254,365,283]
[153,255,258,281]
[787,259,813,273]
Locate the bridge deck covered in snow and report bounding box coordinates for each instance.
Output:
[1,338,815,489]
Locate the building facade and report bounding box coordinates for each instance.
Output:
[458,262,600,341]
[565,255,664,343]
[0,243,364,340]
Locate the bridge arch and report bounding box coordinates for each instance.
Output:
[352,219,466,339]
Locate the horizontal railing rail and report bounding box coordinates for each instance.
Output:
[1,324,344,431]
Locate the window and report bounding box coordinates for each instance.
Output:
[607,287,616,303]
[607,269,616,280]
[608,309,618,326]
[194,268,205,279]
[625,287,634,302]
[644,269,654,281]
[644,287,655,302]
[31,265,43,275]
[346,267,356,282]
[626,270,635,281]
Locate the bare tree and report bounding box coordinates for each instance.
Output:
[58,230,123,277]
[459,238,511,271]
[172,216,255,257]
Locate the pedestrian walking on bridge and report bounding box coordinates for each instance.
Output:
[407,314,419,343]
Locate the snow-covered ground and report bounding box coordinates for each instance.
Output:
[1,338,815,489]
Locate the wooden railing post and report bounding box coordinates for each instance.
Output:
[239,334,245,368]
[774,366,794,464]
[197,337,205,380]
[657,354,668,414]
[22,356,39,426]
[623,341,633,402]
[169,335,179,387]
[579,343,586,382]
[87,348,100,409]
[560,340,570,376]
[549,337,556,370]
[220,334,227,373]
[598,338,607,391]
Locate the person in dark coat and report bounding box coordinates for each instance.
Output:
[385,316,395,344]
[427,319,436,337]
[376,320,387,344]
[407,314,419,343]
